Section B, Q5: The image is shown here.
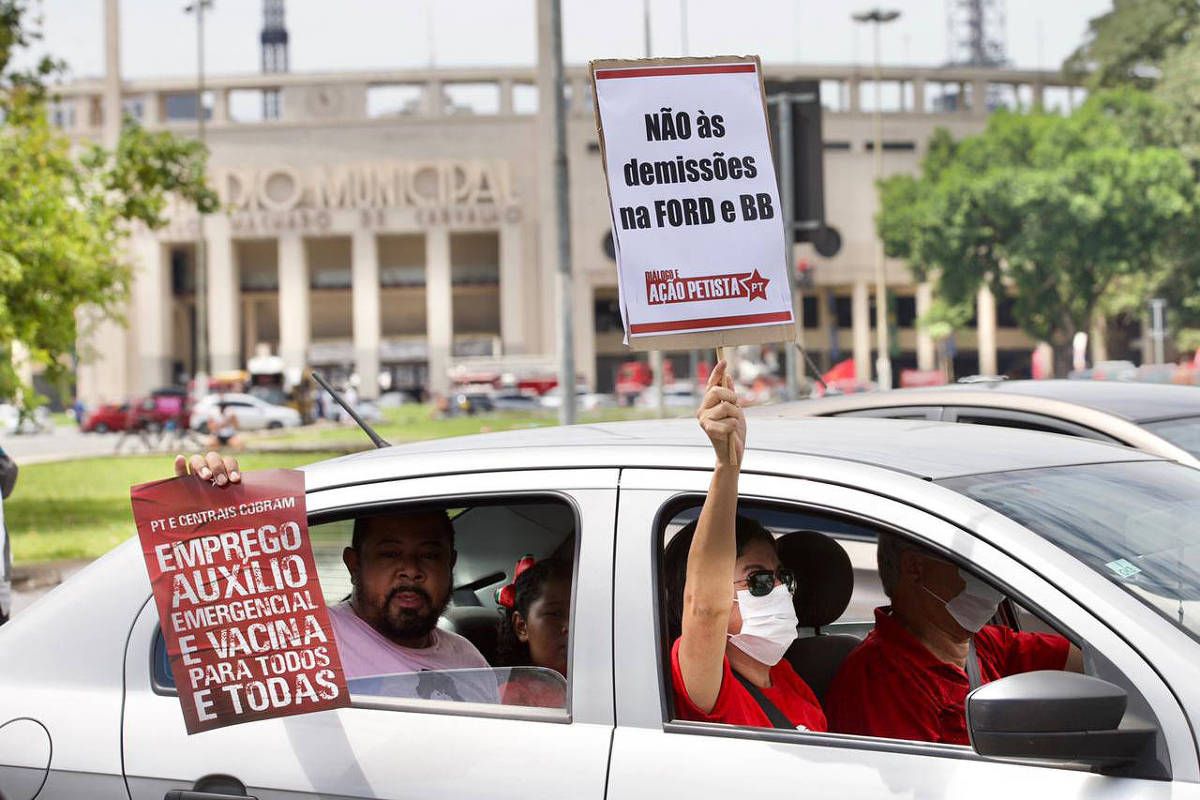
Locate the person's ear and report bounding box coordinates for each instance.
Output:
[343,546,360,587]
[899,548,924,586]
[513,611,530,643]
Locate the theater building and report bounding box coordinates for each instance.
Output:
[59,44,1086,403]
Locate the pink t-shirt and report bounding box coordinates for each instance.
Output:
[328,601,489,680]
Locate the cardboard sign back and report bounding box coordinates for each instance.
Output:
[590,57,796,352]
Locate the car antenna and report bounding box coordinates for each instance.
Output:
[793,339,829,393]
[311,370,390,449]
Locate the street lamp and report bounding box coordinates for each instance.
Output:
[852,7,900,390]
[184,0,212,399]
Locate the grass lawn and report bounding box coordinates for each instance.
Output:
[7,451,344,564]
[248,403,663,447]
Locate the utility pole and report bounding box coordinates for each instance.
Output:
[643,0,667,418]
[853,8,900,390]
[548,0,576,425]
[185,0,212,398]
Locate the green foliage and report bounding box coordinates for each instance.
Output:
[0,3,215,410]
[1064,0,1200,89]
[917,299,973,343]
[876,89,1200,376]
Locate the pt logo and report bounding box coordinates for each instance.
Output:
[644,268,770,305]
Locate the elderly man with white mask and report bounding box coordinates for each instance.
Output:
[824,532,1084,744]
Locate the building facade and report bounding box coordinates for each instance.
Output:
[57,58,1085,403]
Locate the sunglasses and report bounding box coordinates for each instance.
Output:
[736,568,797,597]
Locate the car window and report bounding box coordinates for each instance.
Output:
[153,496,577,717]
[832,406,942,421]
[943,460,1200,645]
[1140,415,1200,458]
[656,497,1095,753]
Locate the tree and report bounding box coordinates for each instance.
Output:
[917,299,973,381]
[1064,0,1200,89]
[876,90,1200,376]
[0,1,216,411]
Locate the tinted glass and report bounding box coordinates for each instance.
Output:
[942,461,1200,642]
[1141,415,1200,458]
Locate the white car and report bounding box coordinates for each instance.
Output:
[2,419,1200,797]
[189,393,301,432]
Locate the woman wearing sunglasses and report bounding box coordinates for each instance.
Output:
[660,360,827,731]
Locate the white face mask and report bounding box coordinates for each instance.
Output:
[925,568,1005,633]
[728,584,798,666]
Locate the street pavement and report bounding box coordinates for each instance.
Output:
[0,424,201,463]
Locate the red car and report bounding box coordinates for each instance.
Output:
[81,402,130,433]
[81,395,188,433]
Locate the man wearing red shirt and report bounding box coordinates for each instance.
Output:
[824,533,1082,745]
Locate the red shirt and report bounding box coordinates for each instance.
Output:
[824,606,1070,745]
[670,637,828,732]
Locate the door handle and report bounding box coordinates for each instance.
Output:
[165,793,259,800]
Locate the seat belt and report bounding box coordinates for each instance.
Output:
[732,672,795,730]
[965,637,983,692]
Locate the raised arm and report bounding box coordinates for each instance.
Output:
[677,360,746,713]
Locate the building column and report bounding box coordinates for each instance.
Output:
[971,79,988,116]
[852,279,871,382]
[575,279,595,391]
[278,233,310,377]
[916,281,935,370]
[912,78,926,113]
[499,79,515,115]
[352,229,381,400]
[211,88,229,124]
[499,221,526,355]
[205,216,239,372]
[425,228,453,396]
[848,77,862,113]
[977,284,998,376]
[132,237,170,392]
[243,298,259,361]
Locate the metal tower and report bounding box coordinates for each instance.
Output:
[260,0,288,118]
[946,0,1006,67]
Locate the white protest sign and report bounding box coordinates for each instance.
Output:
[591,56,795,350]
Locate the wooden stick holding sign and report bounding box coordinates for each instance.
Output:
[590,55,797,462]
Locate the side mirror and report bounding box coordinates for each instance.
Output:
[967,671,1155,770]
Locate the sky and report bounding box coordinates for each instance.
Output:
[28,0,1111,82]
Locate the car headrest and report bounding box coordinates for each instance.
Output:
[776,530,853,629]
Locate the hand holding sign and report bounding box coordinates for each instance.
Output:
[697,359,745,469]
[131,465,349,734]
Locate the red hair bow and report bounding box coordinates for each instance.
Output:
[495,554,536,608]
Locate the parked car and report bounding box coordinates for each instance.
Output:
[756,379,1200,468]
[81,402,129,433]
[635,381,699,409]
[188,393,301,432]
[4,418,1200,797]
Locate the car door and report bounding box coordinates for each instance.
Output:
[121,468,617,800]
[607,467,1195,800]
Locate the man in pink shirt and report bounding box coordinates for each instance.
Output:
[172,453,493,700]
[330,510,490,682]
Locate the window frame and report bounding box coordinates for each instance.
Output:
[144,470,617,727]
[942,406,1119,443]
[614,467,1185,778]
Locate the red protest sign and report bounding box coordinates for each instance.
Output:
[130,468,349,734]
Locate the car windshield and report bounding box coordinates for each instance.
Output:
[942,461,1200,643]
[1141,416,1200,459]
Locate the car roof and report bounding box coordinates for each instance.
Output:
[300,417,1158,491]
[937,380,1200,422]
[754,380,1200,423]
